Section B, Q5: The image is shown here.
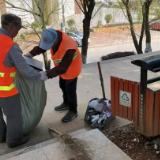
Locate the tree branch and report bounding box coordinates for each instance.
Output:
[92,4,103,18]
[5,0,41,17]
[75,0,84,13]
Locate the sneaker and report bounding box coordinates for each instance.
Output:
[0,137,6,143]
[8,135,30,148]
[62,111,78,122]
[55,103,69,111]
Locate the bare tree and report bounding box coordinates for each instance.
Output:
[120,0,153,54]
[75,0,95,64]
[143,0,153,53]
[5,0,60,70]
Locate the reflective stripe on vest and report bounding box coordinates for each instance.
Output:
[0,83,15,91]
[0,73,4,77]
[53,53,78,64]
[73,53,78,59]
[0,72,16,78]
[10,72,16,77]
[54,59,62,64]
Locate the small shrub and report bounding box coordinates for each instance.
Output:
[105,14,112,24]
[67,19,75,27]
[31,22,41,29]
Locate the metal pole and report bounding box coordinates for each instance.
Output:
[140,68,147,133]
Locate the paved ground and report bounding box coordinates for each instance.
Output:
[1,50,160,157]
[2,129,132,160]
[1,29,160,158]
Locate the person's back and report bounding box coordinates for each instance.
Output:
[25,28,82,122]
[0,13,47,148]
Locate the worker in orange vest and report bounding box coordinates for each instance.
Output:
[25,28,82,122]
[0,14,48,148]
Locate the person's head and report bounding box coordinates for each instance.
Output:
[39,28,58,50]
[1,13,24,38]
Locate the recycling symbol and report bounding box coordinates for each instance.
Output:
[121,93,129,101]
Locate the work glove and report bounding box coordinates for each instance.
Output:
[24,52,33,58]
[39,71,48,81]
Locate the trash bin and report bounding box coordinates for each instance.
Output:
[111,55,160,137]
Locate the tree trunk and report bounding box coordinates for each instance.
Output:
[43,52,51,70]
[81,13,91,64]
[144,1,152,53]
[125,4,143,54]
[139,16,145,52]
[41,24,51,70]
[81,0,95,64]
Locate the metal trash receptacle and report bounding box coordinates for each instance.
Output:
[111,55,160,137]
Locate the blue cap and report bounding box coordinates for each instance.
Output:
[39,28,57,50]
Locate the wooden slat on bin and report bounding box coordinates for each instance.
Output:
[154,92,160,136]
[159,93,160,135]
[111,77,115,115]
[133,82,139,127]
[123,80,128,119]
[148,91,154,136]
[132,82,136,123]
[138,85,141,128]
[115,78,119,116]
[128,81,133,121]
[145,90,150,136]
[119,78,124,118]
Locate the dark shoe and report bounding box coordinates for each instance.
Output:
[62,111,78,122]
[55,103,69,111]
[0,137,6,143]
[8,135,30,148]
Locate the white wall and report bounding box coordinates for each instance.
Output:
[58,0,75,20]
[5,0,34,25]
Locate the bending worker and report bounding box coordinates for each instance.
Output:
[0,14,47,148]
[25,28,82,122]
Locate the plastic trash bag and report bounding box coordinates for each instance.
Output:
[84,98,115,129]
[14,72,47,135]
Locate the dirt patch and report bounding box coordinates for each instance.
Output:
[102,123,160,160]
[25,34,40,42]
[91,24,141,33]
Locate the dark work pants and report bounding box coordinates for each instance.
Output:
[0,94,23,143]
[59,77,78,113]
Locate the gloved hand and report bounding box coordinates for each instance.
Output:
[39,71,48,81]
[24,52,33,58]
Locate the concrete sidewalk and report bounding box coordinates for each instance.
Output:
[1,129,132,160]
[1,50,160,158]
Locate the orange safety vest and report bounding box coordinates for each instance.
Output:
[0,35,18,98]
[50,30,82,80]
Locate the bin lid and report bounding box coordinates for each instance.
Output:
[131,55,160,72]
[24,57,43,71]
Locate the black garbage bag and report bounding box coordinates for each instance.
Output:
[84,98,115,129]
[14,72,47,135]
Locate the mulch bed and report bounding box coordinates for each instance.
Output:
[101,51,136,61]
[103,123,160,160]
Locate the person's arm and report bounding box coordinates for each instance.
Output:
[6,44,42,80]
[46,49,75,78]
[30,46,46,56]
